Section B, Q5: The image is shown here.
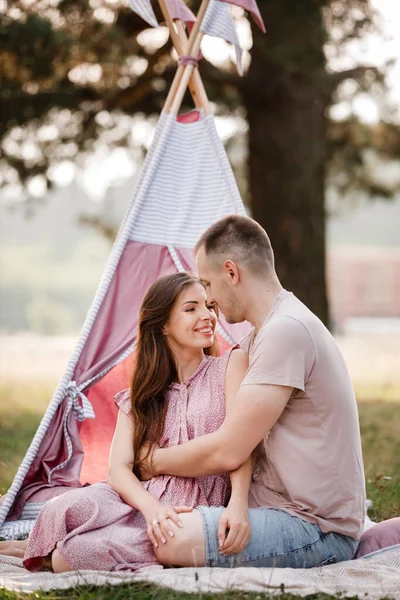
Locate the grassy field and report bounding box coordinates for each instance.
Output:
[0,585,372,600]
[1,378,400,600]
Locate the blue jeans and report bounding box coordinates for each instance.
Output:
[197,506,359,568]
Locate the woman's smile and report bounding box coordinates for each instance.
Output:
[194,325,214,337]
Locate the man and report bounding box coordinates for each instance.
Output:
[142,214,366,568]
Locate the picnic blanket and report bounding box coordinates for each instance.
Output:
[1,546,400,598]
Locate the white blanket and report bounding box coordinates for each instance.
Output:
[1,547,400,598]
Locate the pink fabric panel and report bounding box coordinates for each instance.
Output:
[68,242,175,484]
[177,110,201,124]
[6,405,84,520]
[219,0,266,33]
[79,355,134,484]
[176,247,251,343]
[165,0,196,23]
[74,241,177,384]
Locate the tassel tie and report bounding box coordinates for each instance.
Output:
[48,381,95,484]
[178,55,198,67]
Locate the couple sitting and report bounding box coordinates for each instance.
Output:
[2,215,365,572]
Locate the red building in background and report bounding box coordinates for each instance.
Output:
[327,247,400,330]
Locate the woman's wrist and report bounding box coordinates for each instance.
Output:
[135,489,159,515]
[141,498,160,518]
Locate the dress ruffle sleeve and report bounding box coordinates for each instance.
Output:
[114,389,132,418]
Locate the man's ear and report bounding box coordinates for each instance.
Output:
[223,260,240,285]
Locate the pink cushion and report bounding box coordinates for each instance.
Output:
[355,518,400,558]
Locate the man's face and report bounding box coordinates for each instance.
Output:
[196,246,243,324]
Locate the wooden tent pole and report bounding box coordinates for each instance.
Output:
[169,31,204,116]
[161,0,211,115]
[158,0,208,113]
[174,20,209,113]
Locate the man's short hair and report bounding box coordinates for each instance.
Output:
[195,215,274,275]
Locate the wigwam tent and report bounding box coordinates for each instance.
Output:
[0,0,265,540]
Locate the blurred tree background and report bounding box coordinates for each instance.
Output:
[1,0,400,326]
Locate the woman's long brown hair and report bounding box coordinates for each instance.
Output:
[131,272,218,478]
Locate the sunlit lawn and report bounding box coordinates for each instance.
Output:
[0,381,399,600]
[0,383,57,495]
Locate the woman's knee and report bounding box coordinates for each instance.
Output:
[52,548,71,573]
[154,511,206,567]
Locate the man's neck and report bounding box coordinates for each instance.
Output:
[244,278,284,333]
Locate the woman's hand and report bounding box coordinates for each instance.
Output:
[142,500,193,548]
[217,499,251,555]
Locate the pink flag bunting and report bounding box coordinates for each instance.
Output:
[164,0,196,25]
[219,0,266,33]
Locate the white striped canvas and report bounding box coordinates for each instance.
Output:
[0,519,36,541]
[19,502,46,521]
[128,113,245,247]
[128,0,159,28]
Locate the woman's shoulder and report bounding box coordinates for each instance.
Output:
[206,348,248,378]
[225,347,249,378]
[228,347,248,366]
[114,388,132,417]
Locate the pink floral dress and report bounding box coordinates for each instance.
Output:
[23,352,232,572]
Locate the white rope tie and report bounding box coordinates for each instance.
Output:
[67,381,96,422]
[47,382,95,484]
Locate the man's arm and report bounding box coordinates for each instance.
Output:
[152,382,293,478]
[148,316,312,479]
[224,349,253,502]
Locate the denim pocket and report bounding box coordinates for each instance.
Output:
[315,555,336,567]
[341,535,359,556]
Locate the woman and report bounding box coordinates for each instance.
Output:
[1,272,250,572]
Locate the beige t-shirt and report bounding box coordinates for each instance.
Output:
[240,290,366,539]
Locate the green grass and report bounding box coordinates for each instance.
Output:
[0,383,399,600]
[358,400,400,521]
[0,587,365,600]
[0,383,55,495]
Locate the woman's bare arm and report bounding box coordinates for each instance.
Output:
[107,407,192,547]
[107,409,154,513]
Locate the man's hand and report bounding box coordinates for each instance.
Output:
[217,499,251,555]
[138,443,158,480]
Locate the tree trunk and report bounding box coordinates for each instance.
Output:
[243,0,329,325]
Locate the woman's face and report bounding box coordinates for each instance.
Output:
[163,282,217,351]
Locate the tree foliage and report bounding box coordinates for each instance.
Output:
[0,0,397,194]
[1,0,399,323]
